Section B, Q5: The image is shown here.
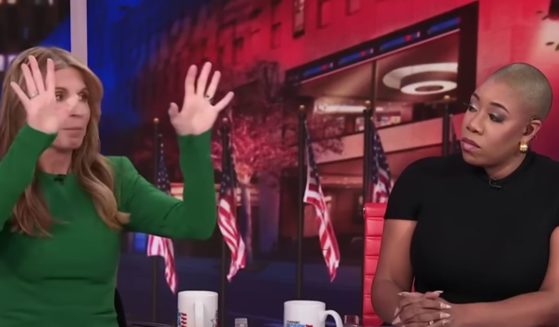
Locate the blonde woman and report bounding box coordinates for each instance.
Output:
[0,46,233,326]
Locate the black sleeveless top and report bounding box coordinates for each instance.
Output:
[385,151,559,303]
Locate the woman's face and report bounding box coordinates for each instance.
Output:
[460,78,538,168]
[50,67,91,151]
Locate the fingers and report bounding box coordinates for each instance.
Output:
[205,70,221,99]
[28,56,46,93]
[404,321,450,327]
[394,291,451,327]
[184,65,197,98]
[45,58,55,93]
[398,291,449,309]
[168,102,179,119]
[399,297,450,311]
[196,62,212,96]
[430,318,451,326]
[10,82,30,106]
[213,91,235,112]
[424,291,444,299]
[21,63,38,98]
[402,316,451,327]
[398,292,424,298]
[399,291,442,297]
[399,307,451,325]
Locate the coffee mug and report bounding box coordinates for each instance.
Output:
[284,300,343,327]
[177,290,218,327]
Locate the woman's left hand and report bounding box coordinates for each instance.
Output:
[169,62,234,136]
[393,291,453,327]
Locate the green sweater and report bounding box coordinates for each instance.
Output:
[0,125,217,327]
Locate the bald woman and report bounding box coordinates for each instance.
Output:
[372,63,559,327]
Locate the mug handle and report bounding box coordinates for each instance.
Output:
[195,301,204,327]
[321,310,343,327]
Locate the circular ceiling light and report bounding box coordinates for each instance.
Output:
[383,62,458,95]
[400,80,457,95]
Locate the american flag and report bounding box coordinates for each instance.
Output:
[303,122,340,282]
[368,126,392,203]
[217,133,246,281]
[146,137,178,294]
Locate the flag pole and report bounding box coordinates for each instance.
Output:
[362,101,373,203]
[361,101,373,321]
[442,95,452,156]
[296,105,306,299]
[151,117,160,322]
[219,117,229,327]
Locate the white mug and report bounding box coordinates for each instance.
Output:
[177,290,218,327]
[284,300,343,327]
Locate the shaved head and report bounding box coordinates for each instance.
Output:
[487,63,553,120]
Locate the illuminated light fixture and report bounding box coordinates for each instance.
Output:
[314,96,367,114]
[315,103,367,114]
[401,80,457,95]
[383,62,458,95]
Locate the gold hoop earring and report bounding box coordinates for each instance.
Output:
[519,143,528,153]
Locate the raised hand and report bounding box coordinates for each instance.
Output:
[169,62,234,136]
[10,56,79,134]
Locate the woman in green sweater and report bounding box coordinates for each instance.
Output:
[0,46,234,326]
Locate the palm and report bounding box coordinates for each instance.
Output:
[10,56,78,134]
[169,63,234,136]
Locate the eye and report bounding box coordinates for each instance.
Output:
[489,113,504,123]
[79,92,89,102]
[464,102,477,112]
[55,92,64,102]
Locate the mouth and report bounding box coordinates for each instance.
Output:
[61,127,84,131]
[461,137,480,152]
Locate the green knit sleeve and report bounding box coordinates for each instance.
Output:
[0,124,56,229]
[116,131,217,239]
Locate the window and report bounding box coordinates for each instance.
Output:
[271,0,282,48]
[318,0,331,28]
[250,28,262,55]
[293,0,305,37]
[217,46,225,66]
[233,37,244,64]
[271,23,282,49]
[272,0,281,22]
[346,0,360,15]
[199,38,208,59]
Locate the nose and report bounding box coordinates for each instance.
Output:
[465,111,484,135]
[69,99,88,117]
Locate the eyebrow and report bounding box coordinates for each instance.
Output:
[55,87,88,92]
[471,92,510,113]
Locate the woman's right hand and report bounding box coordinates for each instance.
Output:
[9,56,79,134]
[392,291,452,327]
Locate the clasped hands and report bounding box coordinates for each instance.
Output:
[392,291,457,327]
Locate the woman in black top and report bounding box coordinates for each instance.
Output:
[372,63,559,327]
